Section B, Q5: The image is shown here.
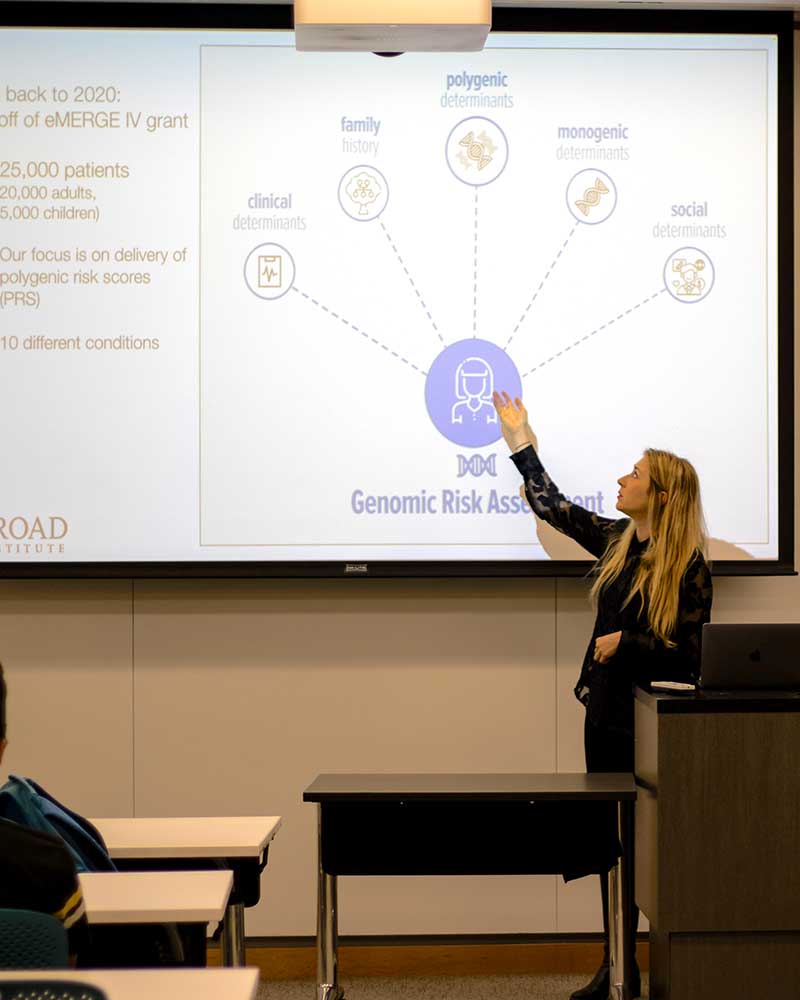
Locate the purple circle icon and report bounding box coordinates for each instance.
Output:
[425,339,521,448]
[445,117,509,188]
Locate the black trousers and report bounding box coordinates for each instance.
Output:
[584,713,639,964]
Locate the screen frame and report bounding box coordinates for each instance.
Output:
[0,3,794,579]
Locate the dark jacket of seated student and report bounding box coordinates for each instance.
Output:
[0,660,89,963]
[0,816,90,960]
[0,660,183,970]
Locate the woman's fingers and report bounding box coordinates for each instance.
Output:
[494,390,524,407]
[493,389,527,428]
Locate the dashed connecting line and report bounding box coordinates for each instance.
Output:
[505,225,578,350]
[521,288,668,378]
[292,286,428,375]
[473,189,479,336]
[379,220,444,344]
[247,150,704,447]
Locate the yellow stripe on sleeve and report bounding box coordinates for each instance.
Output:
[62,896,86,930]
[54,886,83,922]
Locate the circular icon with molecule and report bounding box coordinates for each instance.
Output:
[566,169,617,225]
[664,247,714,303]
[425,338,521,448]
[338,165,389,222]
[445,117,509,188]
[243,242,296,301]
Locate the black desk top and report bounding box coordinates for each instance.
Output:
[635,685,800,714]
[303,772,636,802]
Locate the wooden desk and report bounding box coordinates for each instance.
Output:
[91,816,281,967]
[91,816,282,860]
[0,968,259,1000]
[304,773,636,1000]
[635,687,800,999]
[79,870,232,924]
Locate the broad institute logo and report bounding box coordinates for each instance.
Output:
[0,515,68,556]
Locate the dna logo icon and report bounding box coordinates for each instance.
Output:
[457,454,498,478]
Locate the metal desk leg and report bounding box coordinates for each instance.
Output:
[316,805,344,1000]
[608,800,634,1000]
[221,901,246,967]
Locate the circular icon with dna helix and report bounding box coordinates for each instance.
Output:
[445,117,509,188]
[566,169,617,225]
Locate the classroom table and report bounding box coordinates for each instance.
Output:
[78,869,233,925]
[78,869,233,969]
[304,772,636,1000]
[91,815,282,967]
[0,967,259,1000]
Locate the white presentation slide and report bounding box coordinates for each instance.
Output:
[0,27,780,564]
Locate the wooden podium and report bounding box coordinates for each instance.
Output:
[634,686,800,1000]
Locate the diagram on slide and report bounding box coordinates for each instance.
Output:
[200,40,775,557]
[241,123,713,450]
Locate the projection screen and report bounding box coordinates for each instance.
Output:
[0,6,793,577]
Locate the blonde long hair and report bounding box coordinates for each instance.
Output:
[589,449,707,647]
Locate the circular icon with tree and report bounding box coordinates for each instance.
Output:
[338,165,389,222]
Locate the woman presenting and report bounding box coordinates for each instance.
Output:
[493,391,713,1000]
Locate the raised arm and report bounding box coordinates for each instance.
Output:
[493,391,623,559]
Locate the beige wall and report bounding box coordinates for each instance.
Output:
[1,31,798,941]
[3,568,799,937]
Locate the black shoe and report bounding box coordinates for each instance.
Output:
[570,962,641,1000]
[570,964,609,1000]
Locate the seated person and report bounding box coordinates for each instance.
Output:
[0,660,89,962]
[0,660,186,969]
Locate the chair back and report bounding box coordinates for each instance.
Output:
[0,981,107,999]
[0,910,69,970]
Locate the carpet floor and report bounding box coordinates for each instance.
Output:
[256,973,649,999]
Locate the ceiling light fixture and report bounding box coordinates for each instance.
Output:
[294,0,492,52]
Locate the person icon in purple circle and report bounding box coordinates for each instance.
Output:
[451,355,497,428]
[425,339,521,448]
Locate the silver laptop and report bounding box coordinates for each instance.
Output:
[700,623,800,691]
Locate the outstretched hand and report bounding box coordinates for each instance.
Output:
[492,391,531,451]
[492,391,528,429]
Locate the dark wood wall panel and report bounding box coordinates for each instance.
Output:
[670,932,800,1000]
[658,712,800,930]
